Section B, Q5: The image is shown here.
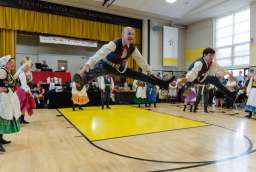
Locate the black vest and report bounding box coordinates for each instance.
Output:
[0,67,15,89]
[106,39,135,64]
[188,57,211,82]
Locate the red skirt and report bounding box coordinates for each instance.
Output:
[16,88,36,116]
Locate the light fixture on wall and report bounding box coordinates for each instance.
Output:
[166,0,177,3]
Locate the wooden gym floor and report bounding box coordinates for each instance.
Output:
[1,103,256,172]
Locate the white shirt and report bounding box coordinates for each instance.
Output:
[186,58,228,82]
[18,70,31,92]
[86,41,151,73]
[71,82,88,97]
[226,80,237,92]
[97,76,114,91]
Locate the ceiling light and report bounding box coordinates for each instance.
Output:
[166,0,177,3]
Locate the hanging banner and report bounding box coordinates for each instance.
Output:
[163,26,178,66]
[40,36,97,47]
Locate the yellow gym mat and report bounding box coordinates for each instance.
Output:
[58,105,208,141]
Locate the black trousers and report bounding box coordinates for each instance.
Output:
[194,85,209,112]
[101,86,111,108]
[83,61,173,89]
[196,76,235,100]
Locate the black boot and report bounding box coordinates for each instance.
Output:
[79,106,83,110]
[193,105,198,112]
[0,134,11,145]
[183,105,187,111]
[0,135,6,152]
[204,106,208,113]
[190,105,193,112]
[20,115,29,124]
[0,143,5,152]
[245,112,252,118]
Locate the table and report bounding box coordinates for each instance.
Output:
[47,91,73,108]
[114,90,135,104]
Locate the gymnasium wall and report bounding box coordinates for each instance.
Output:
[145,19,185,71]
[16,34,97,75]
[184,19,213,69]
[250,1,256,66]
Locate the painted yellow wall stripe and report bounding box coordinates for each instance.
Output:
[163,58,177,66]
[250,44,256,66]
[184,48,203,68]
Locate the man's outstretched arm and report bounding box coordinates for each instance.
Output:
[131,48,152,74]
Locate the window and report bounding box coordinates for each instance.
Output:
[214,9,250,67]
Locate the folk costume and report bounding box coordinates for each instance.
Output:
[16,58,36,124]
[75,39,174,89]
[71,82,89,111]
[146,83,157,107]
[245,71,256,118]
[183,86,197,112]
[0,55,21,152]
[98,75,114,109]
[133,80,147,107]
[186,57,236,103]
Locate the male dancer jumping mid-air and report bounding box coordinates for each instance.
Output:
[75,27,174,89]
[179,48,238,105]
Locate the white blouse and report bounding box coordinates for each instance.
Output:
[18,70,30,92]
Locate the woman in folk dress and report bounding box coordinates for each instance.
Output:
[16,57,36,124]
[245,68,256,118]
[71,81,89,111]
[0,55,23,152]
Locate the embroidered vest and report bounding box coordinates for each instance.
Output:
[0,67,15,89]
[106,39,135,64]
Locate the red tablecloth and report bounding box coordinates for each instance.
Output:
[32,71,71,83]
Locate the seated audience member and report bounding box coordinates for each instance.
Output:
[32,83,45,106]
[225,74,237,108]
[236,87,247,105]
[71,81,89,111]
[236,71,244,84]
